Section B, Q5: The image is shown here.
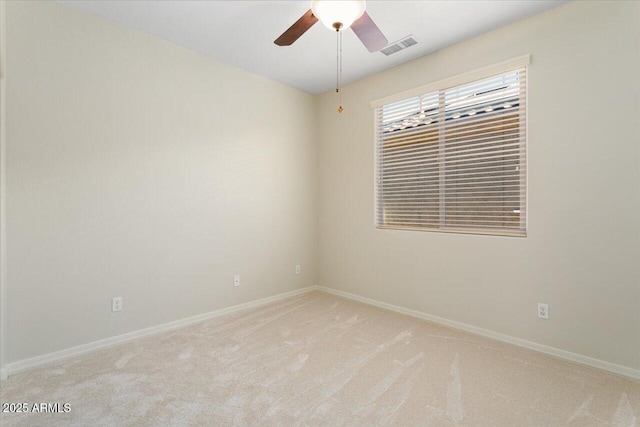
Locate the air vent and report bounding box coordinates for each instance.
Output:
[380,36,418,56]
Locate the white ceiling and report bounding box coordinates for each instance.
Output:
[60,0,566,94]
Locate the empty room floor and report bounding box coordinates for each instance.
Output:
[1,291,639,426]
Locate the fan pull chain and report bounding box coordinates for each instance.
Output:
[336,28,339,94]
[336,28,343,114]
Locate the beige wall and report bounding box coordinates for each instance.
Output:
[317,1,640,370]
[4,1,317,363]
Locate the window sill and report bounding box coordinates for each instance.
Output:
[375,224,526,238]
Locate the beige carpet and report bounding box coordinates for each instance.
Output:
[1,291,639,426]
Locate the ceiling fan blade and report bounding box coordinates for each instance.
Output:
[351,12,388,52]
[274,9,318,46]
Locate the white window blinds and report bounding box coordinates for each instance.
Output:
[374,67,527,236]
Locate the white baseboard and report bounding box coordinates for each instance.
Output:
[5,285,638,382]
[316,286,640,381]
[4,286,319,378]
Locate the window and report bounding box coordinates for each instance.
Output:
[374,59,527,237]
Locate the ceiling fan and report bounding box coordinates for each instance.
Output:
[275,1,388,113]
[274,0,388,53]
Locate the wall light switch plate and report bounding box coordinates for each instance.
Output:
[234,274,240,287]
[295,265,301,275]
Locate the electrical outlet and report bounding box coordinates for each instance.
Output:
[295,265,301,275]
[234,274,240,287]
[112,297,123,312]
[537,303,549,319]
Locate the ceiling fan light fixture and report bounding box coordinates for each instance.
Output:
[311,0,366,31]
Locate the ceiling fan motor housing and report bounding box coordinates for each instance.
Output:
[311,0,366,31]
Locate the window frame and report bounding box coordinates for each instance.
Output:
[372,56,530,237]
